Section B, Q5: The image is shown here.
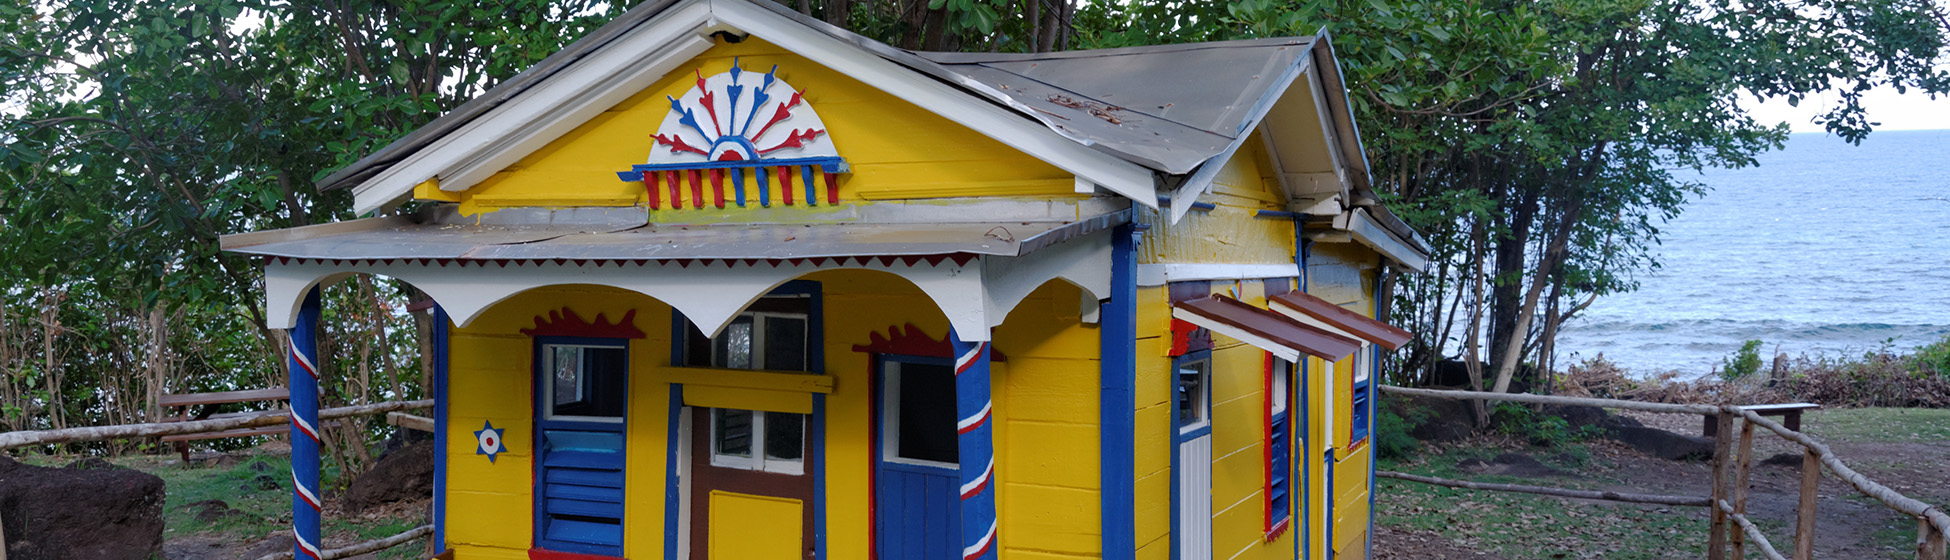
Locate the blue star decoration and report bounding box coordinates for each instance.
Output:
[475,421,506,463]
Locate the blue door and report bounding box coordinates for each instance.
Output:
[875,356,961,558]
[534,337,629,557]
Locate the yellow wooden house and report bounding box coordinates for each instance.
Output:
[221,1,1430,559]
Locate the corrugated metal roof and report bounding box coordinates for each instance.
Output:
[223,209,1127,261]
[314,0,1320,191]
[914,39,1314,174]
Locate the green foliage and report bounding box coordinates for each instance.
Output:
[1489,402,1598,448]
[1911,334,1950,377]
[1374,406,1423,460]
[1719,339,1764,381]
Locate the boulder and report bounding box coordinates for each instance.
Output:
[1610,426,1714,461]
[343,440,435,514]
[1457,453,1576,478]
[0,455,165,560]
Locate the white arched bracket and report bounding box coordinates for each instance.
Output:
[980,229,1112,329]
[260,255,995,340]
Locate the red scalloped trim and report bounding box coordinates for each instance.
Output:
[852,323,1006,361]
[520,308,646,339]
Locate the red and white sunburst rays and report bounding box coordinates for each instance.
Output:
[648,62,837,164]
[952,335,1000,560]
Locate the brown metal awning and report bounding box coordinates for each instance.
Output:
[1171,295,1361,362]
[1268,291,1413,350]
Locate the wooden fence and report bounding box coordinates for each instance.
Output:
[0,399,436,560]
[1378,385,1949,560]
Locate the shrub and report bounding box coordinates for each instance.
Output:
[1374,407,1421,460]
[1488,402,1592,448]
[1720,339,1764,382]
[1912,334,1950,377]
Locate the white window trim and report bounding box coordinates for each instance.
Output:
[710,300,811,371]
[881,361,961,470]
[1271,359,1291,416]
[541,342,627,424]
[1177,357,1213,435]
[709,409,805,475]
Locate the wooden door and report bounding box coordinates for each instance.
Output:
[874,357,962,558]
[689,407,816,560]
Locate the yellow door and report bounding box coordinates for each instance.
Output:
[707,490,804,558]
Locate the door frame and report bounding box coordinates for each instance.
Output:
[870,353,962,560]
[1170,349,1214,560]
[668,280,828,560]
[531,335,631,558]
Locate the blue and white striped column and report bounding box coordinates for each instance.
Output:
[289,288,324,559]
[952,329,999,560]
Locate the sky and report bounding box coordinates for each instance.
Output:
[1746,84,1950,132]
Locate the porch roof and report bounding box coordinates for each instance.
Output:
[1268,291,1413,350]
[221,205,1128,261]
[1171,295,1361,363]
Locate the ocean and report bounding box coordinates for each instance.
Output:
[1553,129,1950,376]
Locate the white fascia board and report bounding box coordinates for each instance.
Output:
[1171,307,1302,363]
[1267,303,1372,351]
[1346,208,1429,272]
[710,0,1158,208]
[350,0,716,215]
[1136,263,1299,287]
[1166,54,1314,224]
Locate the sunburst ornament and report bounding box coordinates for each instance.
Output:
[618,59,849,209]
[475,421,505,463]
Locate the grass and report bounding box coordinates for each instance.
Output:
[15,451,425,559]
[1800,407,1950,443]
[1376,442,1711,560]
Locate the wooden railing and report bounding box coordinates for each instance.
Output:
[0,400,437,560]
[1378,385,1949,560]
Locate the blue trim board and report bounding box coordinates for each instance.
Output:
[1326,449,1335,560]
[616,156,848,181]
[1100,223,1139,560]
[663,384,684,560]
[1297,357,1309,560]
[813,393,828,560]
[433,305,451,551]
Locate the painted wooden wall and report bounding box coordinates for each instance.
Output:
[438,271,1105,560]
[1306,241,1381,560]
[430,37,1081,214]
[1134,132,1291,266]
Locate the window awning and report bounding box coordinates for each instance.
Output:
[1268,291,1413,350]
[1171,295,1361,363]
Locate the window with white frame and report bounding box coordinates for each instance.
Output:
[881,360,959,468]
[1176,354,1212,434]
[685,294,811,371]
[1350,346,1373,443]
[710,408,807,475]
[541,342,628,422]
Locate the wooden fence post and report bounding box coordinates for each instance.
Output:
[1921,518,1947,560]
[1796,448,1819,560]
[1709,411,1734,560]
[1733,418,1757,558]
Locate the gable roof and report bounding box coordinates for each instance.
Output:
[315,0,1379,225]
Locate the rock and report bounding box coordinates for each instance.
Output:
[1761,452,1804,467]
[1385,393,1476,444]
[343,440,435,515]
[376,426,434,461]
[1611,425,1714,460]
[0,455,165,560]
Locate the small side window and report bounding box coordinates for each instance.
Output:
[710,408,806,475]
[1175,354,1212,434]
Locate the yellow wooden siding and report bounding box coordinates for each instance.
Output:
[443,37,1077,214]
[1134,132,1292,266]
[993,280,1104,558]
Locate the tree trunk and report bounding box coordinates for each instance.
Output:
[1463,221,1489,426]
[1490,199,1583,393]
[145,305,167,422]
[1487,188,1537,379]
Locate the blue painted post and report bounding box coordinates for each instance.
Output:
[288,288,324,559]
[1100,223,1139,560]
[951,329,999,560]
[431,304,450,551]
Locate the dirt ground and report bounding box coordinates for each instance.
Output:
[1373,408,1950,559]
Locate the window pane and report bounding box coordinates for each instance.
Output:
[896,363,959,464]
[1271,361,1289,415]
[714,409,753,458]
[1177,360,1208,427]
[715,317,755,369]
[763,316,808,372]
[552,346,583,409]
[581,347,627,417]
[764,412,805,461]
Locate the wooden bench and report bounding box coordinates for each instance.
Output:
[1703,402,1821,437]
[158,387,292,462]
